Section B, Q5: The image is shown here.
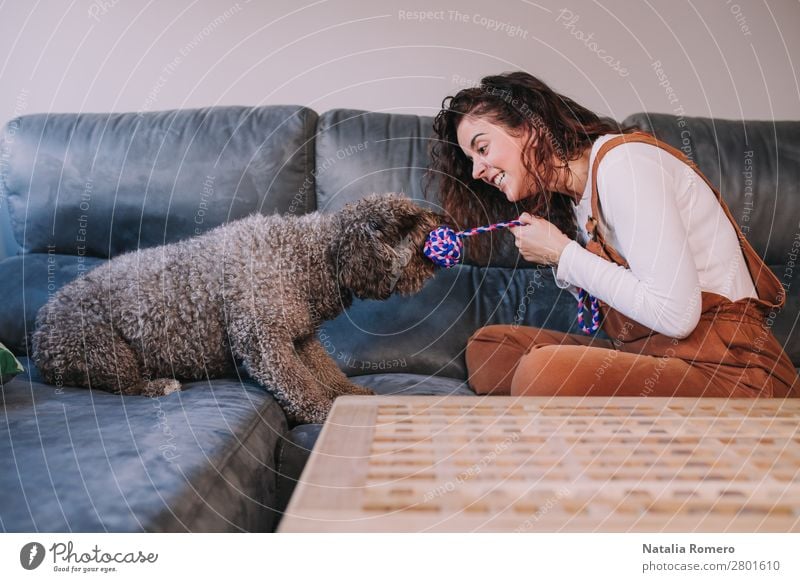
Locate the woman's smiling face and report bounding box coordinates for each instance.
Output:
[456,116,534,203]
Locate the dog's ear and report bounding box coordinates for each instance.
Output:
[333,195,405,300]
[333,194,439,299]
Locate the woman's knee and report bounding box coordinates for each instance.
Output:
[467,325,534,363]
[466,325,546,395]
[468,324,519,345]
[466,326,601,396]
[509,344,602,396]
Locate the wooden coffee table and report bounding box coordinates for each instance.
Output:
[278,395,800,532]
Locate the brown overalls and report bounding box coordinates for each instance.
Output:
[467,133,799,398]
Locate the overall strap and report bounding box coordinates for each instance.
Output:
[586,132,785,309]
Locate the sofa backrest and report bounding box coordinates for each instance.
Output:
[0,106,317,259]
[312,108,524,268]
[625,112,800,266]
[2,105,797,376]
[313,109,434,211]
[312,108,584,379]
[321,110,800,376]
[626,113,800,365]
[0,105,319,354]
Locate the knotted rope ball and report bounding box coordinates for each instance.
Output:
[423,220,523,268]
[423,218,602,335]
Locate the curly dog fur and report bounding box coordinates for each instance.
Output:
[32,194,440,423]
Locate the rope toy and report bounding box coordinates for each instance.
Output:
[576,288,601,335]
[423,219,602,334]
[423,220,523,268]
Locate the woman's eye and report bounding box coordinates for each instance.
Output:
[478,146,487,155]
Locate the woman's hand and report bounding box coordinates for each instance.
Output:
[510,213,571,265]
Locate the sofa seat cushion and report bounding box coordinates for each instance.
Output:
[351,372,473,396]
[273,373,471,519]
[322,265,585,381]
[0,359,288,532]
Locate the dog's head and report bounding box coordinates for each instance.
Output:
[332,193,441,300]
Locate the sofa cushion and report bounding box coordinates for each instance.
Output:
[0,105,318,258]
[351,372,473,396]
[321,264,588,380]
[0,254,106,354]
[314,109,434,211]
[622,113,800,266]
[769,264,800,365]
[313,108,529,268]
[623,113,800,366]
[0,360,288,532]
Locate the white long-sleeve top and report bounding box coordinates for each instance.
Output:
[555,134,757,339]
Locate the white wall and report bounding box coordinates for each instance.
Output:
[1,0,799,125]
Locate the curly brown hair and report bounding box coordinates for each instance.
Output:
[425,71,637,263]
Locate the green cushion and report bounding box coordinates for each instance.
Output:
[0,342,24,384]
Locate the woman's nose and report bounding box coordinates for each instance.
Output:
[472,158,488,180]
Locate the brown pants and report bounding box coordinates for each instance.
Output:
[466,325,777,398]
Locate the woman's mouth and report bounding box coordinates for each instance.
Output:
[492,171,506,188]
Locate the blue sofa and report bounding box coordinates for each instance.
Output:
[1,105,798,532]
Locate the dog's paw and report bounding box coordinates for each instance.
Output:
[141,378,182,398]
[291,400,333,425]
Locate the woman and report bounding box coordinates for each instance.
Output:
[428,71,798,398]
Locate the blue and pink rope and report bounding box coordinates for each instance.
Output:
[424,219,601,334]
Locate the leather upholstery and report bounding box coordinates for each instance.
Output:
[0,105,317,533]
[313,109,524,267]
[2,105,798,534]
[623,113,800,266]
[624,113,800,362]
[322,264,585,380]
[314,109,436,211]
[1,106,317,258]
[0,254,105,354]
[2,362,287,532]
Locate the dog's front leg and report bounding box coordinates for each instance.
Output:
[295,336,375,397]
[237,333,337,424]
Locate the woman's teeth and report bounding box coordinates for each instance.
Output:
[493,172,505,187]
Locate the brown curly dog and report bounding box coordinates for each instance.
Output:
[32,194,440,423]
